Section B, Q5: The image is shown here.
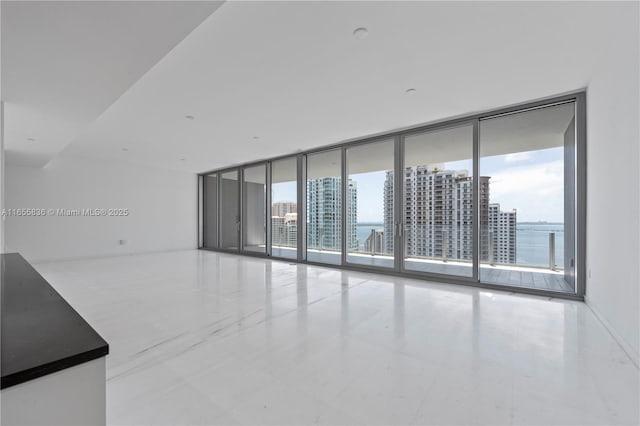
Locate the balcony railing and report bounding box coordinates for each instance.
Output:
[346,230,563,273]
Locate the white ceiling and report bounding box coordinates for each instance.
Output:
[277,101,575,178]
[404,102,576,168]
[480,102,575,156]
[2,1,612,172]
[1,0,223,166]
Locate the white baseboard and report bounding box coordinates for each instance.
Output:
[585,295,640,369]
[28,247,197,265]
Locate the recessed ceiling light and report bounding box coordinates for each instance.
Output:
[405,88,417,94]
[122,148,129,152]
[353,27,368,40]
[26,137,36,142]
[185,115,195,120]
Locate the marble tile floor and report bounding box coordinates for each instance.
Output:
[34,250,639,425]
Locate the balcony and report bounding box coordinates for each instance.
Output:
[273,235,572,293]
[345,250,571,293]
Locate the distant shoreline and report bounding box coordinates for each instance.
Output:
[356,222,564,226]
[518,222,563,225]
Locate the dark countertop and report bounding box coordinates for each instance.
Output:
[1,253,109,389]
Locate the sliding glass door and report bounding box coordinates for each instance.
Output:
[203,173,218,249]
[271,157,299,259]
[220,170,240,250]
[402,124,475,278]
[201,95,583,297]
[345,139,395,269]
[478,101,576,293]
[242,164,267,254]
[306,150,342,265]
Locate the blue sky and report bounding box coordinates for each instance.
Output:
[272,181,297,205]
[272,146,565,223]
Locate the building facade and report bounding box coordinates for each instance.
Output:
[272,201,297,218]
[383,167,514,263]
[307,177,357,251]
[488,204,517,264]
[383,171,394,255]
[364,229,385,254]
[272,212,297,248]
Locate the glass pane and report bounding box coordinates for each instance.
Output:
[203,174,218,248]
[403,124,474,277]
[306,150,342,265]
[220,170,239,250]
[243,165,266,254]
[271,157,298,259]
[346,139,394,268]
[479,102,575,293]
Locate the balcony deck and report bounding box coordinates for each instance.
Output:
[272,247,573,293]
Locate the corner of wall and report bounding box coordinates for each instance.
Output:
[585,295,640,369]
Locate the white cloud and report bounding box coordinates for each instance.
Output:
[488,160,564,222]
[504,151,534,163]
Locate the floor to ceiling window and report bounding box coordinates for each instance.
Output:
[220,170,240,250]
[306,149,343,265]
[479,101,576,293]
[200,94,583,298]
[203,173,218,249]
[402,124,475,277]
[242,164,267,254]
[345,139,395,269]
[271,157,298,259]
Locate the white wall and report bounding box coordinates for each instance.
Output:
[585,3,640,364]
[1,357,105,426]
[5,155,197,263]
[1,101,5,253]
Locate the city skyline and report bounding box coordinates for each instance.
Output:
[383,167,516,263]
[306,177,358,251]
[278,170,517,266]
[271,146,564,223]
[271,184,562,268]
[271,209,297,248]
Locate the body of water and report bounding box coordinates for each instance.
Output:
[517,223,564,268]
[356,222,565,269]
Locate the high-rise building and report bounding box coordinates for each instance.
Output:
[271,212,297,247]
[272,216,286,246]
[284,213,297,247]
[488,204,517,264]
[272,201,297,218]
[383,166,513,263]
[307,177,357,251]
[383,171,394,255]
[364,229,384,253]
